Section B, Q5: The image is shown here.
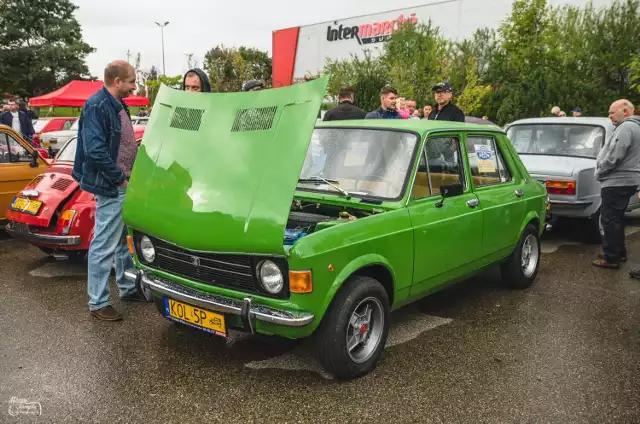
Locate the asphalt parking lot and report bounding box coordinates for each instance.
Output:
[1,218,639,423]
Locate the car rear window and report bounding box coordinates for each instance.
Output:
[507,124,605,158]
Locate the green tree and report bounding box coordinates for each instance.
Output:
[146,74,182,105]
[204,44,271,92]
[0,0,95,97]
[455,57,493,116]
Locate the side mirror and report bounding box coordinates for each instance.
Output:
[435,183,464,208]
[30,149,39,168]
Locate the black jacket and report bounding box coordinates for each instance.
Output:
[0,111,35,140]
[182,68,212,92]
[323,101,366,121]
[428,102,465,122]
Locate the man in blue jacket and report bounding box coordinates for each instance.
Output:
[0,99,35,143]
[365,86,402,119]
[72,60,148,321]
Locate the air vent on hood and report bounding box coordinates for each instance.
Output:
[231,106,277,132]
[51,178,73,191]
[29,175,44,187]
[170,107,204,131]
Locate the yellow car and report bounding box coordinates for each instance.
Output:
[0,125,50,221]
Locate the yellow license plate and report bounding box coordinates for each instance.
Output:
[166,298,226,336]
[10,197,42,215]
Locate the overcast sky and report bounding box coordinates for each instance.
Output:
[72,0,611,79]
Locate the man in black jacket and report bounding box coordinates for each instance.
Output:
[182,68,212,92]
[323,86,366,121]
[0,99,35,142]
[428,82,465,122]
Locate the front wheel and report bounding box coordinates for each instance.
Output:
[315,276,390,380]
[501,224,541,289]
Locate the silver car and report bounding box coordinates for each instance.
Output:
[505,117,640,238]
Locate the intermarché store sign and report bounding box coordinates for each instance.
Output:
[325,13,419,45]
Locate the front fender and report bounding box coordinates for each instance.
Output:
[519,209,542,240]
[320,253,396,319]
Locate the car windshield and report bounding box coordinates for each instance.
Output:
[55,137,77,162]
[33,120,49,132]
[70,119,79,131]
[507,124,605,158]
[298,128,419,200]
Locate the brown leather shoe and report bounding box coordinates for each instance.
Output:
[91,305,122,321]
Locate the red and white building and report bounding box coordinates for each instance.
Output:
[271,0,608,87]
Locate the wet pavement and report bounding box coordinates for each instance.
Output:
[1,219,639,423]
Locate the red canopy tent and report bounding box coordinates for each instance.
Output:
[28,80,150,108]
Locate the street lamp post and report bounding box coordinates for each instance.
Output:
[154,21,169,75]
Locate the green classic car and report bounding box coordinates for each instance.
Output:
[123,76,547,379]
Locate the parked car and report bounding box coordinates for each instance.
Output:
[41,118,146,156]
[4,128,145,259]
[0,125,50,222]
[504,117,638,238]
[32,117,76,147]
[122,80,547,380]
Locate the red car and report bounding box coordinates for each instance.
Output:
[32,117,77,147]
[4,126,145,260]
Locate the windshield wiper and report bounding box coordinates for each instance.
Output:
[298,176,351,199]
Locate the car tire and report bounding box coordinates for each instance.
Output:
[315,276,390,380]
[500,223,541,289]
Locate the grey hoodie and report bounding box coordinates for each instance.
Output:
[595,116,640,188]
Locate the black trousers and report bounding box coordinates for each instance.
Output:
[601,185,637,263]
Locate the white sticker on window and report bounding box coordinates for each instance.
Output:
[475,144,496,173]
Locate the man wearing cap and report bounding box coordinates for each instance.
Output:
[571,107,583,117]
[428,82,465,122]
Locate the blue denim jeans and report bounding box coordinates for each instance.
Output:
[87,187,136,311]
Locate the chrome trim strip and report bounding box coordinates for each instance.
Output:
[155,246,251,269]
[549,200,592,207]
[124,269,314,327]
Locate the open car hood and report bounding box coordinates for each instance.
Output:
[123,76,329,256]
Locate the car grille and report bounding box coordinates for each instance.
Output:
[133,232,288,298]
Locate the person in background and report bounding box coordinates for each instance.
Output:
[323,86,366,121]
[405,99,419,119]
[396,97,410,119]
[73,60,148,321]
[19,101,36,121]
[1,104,9,113]
[571,107,583,117]
[0,99,35,142]
[559,110,567,117]
[482,115,489,121]
[592,99,640,270]
[365,86,402,119]
[551,106,561,116]
[422,105,433,119]
[182,68,212,92]
[411,109,421,119]
[241,80,264,92]
[428,82,464,122]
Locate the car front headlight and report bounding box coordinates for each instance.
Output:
[258,260,284,294]
[140,236,155,262]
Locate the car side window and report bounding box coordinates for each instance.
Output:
[63,120,73,130]
[6,134,32,163]
[0,134,10,164]
[466,136,512,187]
[413,137,465,199]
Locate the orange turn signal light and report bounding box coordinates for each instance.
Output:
[289,270,313,294]
[126,235,135,255]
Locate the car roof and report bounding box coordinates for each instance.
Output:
[507,117,612,127]
[314,119,505,135]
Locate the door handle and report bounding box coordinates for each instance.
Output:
[515,189,524,198]
[467,198,479,208]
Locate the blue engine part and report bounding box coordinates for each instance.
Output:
[284,228,308,245]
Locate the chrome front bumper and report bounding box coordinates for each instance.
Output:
[124,269,315,329]
[5,221,80,245]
